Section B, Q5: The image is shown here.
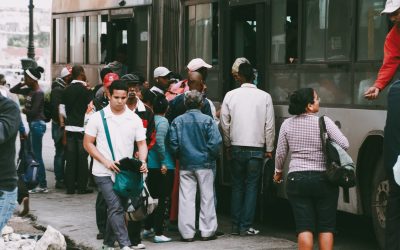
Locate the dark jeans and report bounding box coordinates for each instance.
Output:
[286,171,339,234]
[65,131,88,192]
[52,122,65,182]
[230,146,264,233]
[96,191,107,234]
[144,169,174,235]
[384,80,400,250]
[95,176,131,248]
[29,120,47,188]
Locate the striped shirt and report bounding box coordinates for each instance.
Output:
[275,114,349,173]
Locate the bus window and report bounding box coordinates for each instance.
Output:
[70,16,86,64]
[304,0,351,62]
[88,15,101,64]
[300,70,351,105]
[357,0,387,61]
[354,71,387,107]
[100,15,108,64]
[186,3,218,65]
[270,71,299,102]
[271,0,298,64]
[54,18,67,63]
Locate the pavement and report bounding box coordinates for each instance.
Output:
[11,123,298,249]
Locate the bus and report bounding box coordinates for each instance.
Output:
[52,0,391,247]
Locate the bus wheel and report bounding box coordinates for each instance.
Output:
[371,158,388,249]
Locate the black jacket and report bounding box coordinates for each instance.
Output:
[0,95,21,191]
[50,78,66,124]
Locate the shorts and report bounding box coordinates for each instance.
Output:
[286,171,339,234]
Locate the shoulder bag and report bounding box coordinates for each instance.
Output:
[319,116,356,188]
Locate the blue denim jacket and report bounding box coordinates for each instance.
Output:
[169,109,222,170]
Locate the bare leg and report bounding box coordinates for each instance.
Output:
[318,232,334,250]
[298,231,313,250]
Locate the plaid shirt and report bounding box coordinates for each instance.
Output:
[275,114,349,173]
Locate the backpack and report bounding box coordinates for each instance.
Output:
[43,93,52,123]
[17,139,40,190]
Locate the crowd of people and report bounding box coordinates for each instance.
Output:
[0,2,399,249]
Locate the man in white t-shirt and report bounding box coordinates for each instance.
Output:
[83,80,148,250]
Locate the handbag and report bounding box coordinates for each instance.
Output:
[319,116,356,188]
[100,109,144,198]
[125,182,158,221]
[17,138,40,190]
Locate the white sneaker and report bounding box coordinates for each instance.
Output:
[101,245,115,250]
[121,247,131,250]
[131,243,146,249]
[28,187,48,194]
[154,235,172,243]
[241,227,260,236]
[141,229,154,238]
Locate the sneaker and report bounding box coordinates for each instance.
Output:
[241,227,260,236]
[141,229,154,238]
[19,197,29,216]
[131,243,146,249]
[154,235,172,243]
[28,187,48,194]
[121,247,131,250]
[101,245,115,250]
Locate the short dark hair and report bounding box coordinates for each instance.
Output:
[153,95,169,114]
[71,65,84,80]
[100,67,113,83]
[142,89,157,105]
[109,80,128,95]
[238,63,254,82]
[288,88,315,115]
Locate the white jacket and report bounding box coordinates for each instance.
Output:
[220,83,275,152]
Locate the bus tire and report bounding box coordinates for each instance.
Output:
[371,157,388,249]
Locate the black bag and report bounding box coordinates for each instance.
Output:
[17,139,40,190]
[125,182,158,221]
[319,116,356,188]
[43,98,52,123]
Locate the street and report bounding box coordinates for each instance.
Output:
[18,123,379,249]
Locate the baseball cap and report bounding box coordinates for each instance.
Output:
[186,58,212,71]
[103,73,119,88]
[381,0,400,14]
[60,67,72,78]
[154,66,172,78]
[232,57,250,74]
[121,73,141,85]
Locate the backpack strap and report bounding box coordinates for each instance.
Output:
[100,109,115,161]
[319,116,328,154]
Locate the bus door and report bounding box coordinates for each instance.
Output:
[228,2,266,91]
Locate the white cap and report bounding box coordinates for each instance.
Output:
[153,66,172,78]
[186,58,212,71]
[232,57,250,74]
[60,67,71,78]
[381,0,400,14]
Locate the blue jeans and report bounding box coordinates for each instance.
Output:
[95,176,131,248]
[29,120,47,188]
[52,122,65,182]
[0,188,17,231]
[230,146,263,232]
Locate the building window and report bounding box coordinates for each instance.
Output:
[271,0,298,64]
[304,0,351,62]
[357,0,387,61]
[70,16,85,64]
[88,15,101,64]
[186,3,218,65]
[54,18,67,63]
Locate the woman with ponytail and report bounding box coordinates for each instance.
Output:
[11,66,48,193]
[273,88,349,250]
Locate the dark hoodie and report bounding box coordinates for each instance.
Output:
[0,95,21,191]
[50,78,67,124]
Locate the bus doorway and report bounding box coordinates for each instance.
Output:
[228,2,265,91]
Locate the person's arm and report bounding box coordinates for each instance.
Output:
[24,91,43,118]
[264,94,275,158]
[10,82,31,96]
[136,140,148,173]
[206,119,222,159]
[219,96,231,148]
[325,116,349,150]
[273,121,288,183]
[168,121,179,155]
[155,121,169,164]
[0,99,20,144]
[51,88,63,123]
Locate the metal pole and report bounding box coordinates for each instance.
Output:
[27,0,35,59]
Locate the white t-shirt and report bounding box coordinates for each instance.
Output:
[85,105,146,178]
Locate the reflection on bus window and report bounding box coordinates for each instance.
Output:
[70,16,85,64]
[54,18,67,63]
[300,72,351,105]
[270,71,299,102]
[354,71,387,107]
[357,0,387,61]
[186,3,218,65]
[305,0,351,62]
[271,0,298,64]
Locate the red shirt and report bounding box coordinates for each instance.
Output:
[374,25,400,90]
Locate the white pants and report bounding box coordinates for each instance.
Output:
[178,169,217,239]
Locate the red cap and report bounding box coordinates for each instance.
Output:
[103,73,119,88]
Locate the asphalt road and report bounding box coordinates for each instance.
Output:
[27,122,379,249]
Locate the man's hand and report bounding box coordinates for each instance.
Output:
[161,165,168,175]
[20,133,28,140]
[140,162,148,173]
[364,86,380,100]
[265,152,273,159]
[103,159,120,173]
[273,171,283,184]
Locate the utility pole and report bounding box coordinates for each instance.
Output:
[21,0,37,70]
